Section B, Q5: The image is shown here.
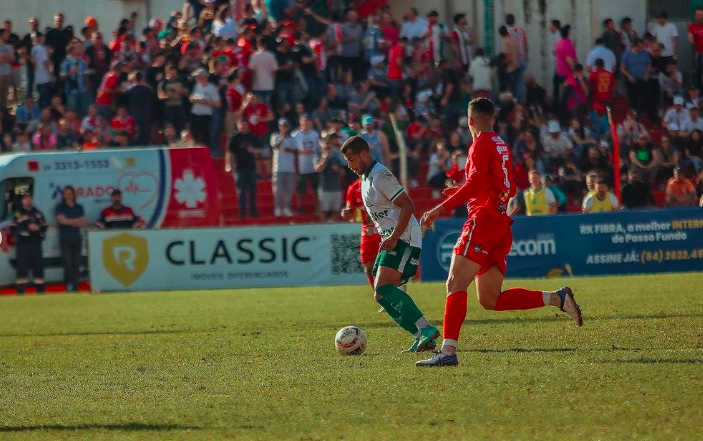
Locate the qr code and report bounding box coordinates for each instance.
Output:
[330,234,364,275]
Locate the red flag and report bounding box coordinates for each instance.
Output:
[607,107,621,202]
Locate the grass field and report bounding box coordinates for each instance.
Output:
[1,274,703,440]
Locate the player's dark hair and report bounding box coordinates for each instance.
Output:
[597,179,608,185]
[505,14,515,26]
[468,97,495,118]
[340,136,370,155]
[595,58,605,68]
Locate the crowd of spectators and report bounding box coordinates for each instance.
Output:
[1,2,703,220]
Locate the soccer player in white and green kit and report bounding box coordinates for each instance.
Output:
[341,136,439,352]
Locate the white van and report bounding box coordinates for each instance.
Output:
[0,146,221,287]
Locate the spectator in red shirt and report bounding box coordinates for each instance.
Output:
[241,92,273,177]
[225,71,245,141]
[110,106,136,146]
[589,58,615,107]
[689,8,703,88]
[387,37,407,104]
[96,61,124,119]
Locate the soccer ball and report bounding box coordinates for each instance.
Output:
[334,326,367,356]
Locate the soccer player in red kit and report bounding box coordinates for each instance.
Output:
[416,98,583,367]
[341,179,382,288]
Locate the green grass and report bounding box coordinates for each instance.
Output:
[1,274,703,440]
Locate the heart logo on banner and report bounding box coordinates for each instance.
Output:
[116,173,159,210]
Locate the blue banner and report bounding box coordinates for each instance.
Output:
[421,208,703,280]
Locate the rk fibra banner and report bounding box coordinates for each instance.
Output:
[421,208,703,280]
[88,224,367,292]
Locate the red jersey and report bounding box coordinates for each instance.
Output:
[96,72,119,106]
[689,23,703,53]
[345,180,379,238]
[387,44,403,80]
[230,42,252,68]
[244,103,270,137]
[441,132,516,217]
[589,68,615,103]
[226,86,243,113]
[111,117,136,139]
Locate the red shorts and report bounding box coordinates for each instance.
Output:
[453,211,513,276]
[360,234,382,265]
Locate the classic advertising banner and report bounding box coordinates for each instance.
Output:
[88,224,367,292]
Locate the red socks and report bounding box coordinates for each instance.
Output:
[494,288,544,311]
[443,291,468,341]
[366,274,375,289]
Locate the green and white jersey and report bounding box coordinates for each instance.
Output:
[361,162,422,248]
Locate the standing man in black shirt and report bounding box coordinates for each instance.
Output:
[275,38,297,112]
[229,118,259,218]
[55,186,85,292]
[45,13,74,93]
[293,32,318,110]
[437,59,462,130]
[10,193,48,294]
[21,18,40,97]
[126,71,155,145]
[621,169,655,210]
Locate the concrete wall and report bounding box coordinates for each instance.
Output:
[0,0,150,38]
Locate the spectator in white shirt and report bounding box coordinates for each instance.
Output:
[469,48,493,99]
[189,68,221,151]
[31,32,52,108]
[652,11,678,60]
[541,120,574,169]
[248,37,278,105]
[270,117,297,217]
[663,96,690,128]
[293,114,321,214]
[399,8,427,56]
[681,106,703,132]
[586,38,616,72]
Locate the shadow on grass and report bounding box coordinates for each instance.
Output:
[0,423,202,432]
[601,358,703,365]
[461,347,577,354]
[0,329,219,338]
[361,311,703,330]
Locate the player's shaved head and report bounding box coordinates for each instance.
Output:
[467,97,496,137]
[468,97,495,118]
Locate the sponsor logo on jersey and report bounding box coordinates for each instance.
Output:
[370,210,390,222]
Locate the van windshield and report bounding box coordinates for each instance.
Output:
[0,178,34,222]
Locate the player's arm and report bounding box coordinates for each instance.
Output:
[341,184,357,221]
[381,191,415,251]
[421,144,488,227]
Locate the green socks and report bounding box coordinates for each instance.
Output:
[376,296,417,335]
[376,284,424,324]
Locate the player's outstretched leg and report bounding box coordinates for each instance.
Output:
[475,265,582,326]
